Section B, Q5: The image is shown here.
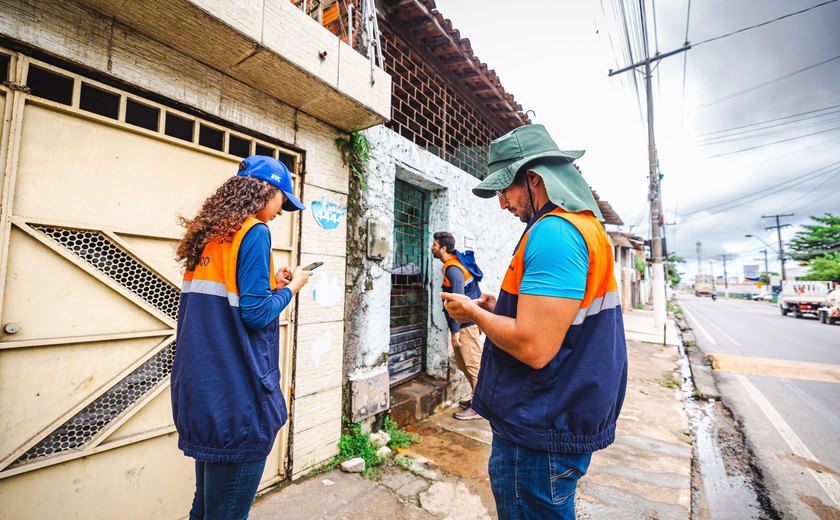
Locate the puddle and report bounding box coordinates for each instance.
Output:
[676,341,774,519]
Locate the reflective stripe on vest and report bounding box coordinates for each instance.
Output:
[500,208,619,322]
[181,216,276,306]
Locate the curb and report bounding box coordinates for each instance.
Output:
[673,310,721,401]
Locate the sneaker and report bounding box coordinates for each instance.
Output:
[454,407,482,421]
[458,398,472,409]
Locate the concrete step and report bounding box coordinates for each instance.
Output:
[389,375,448,428]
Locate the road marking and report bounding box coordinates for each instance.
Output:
[736,374,840,508]
[679,304,718,345]
[702,318,742,347]
[782,379,840,431]
[710,353,840,384]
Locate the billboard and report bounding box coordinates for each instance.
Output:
[744,264,760,281]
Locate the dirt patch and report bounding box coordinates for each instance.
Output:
[403,422,495,515]
[780,453,840,478]
[404,422,490,481]
[715,405,754,478]
[798,493,840,520]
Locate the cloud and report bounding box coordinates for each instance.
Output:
[433,0,840,280]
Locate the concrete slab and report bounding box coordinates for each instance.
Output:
[623,310,681,346]
[577,340,692,519]
[427,407,492,445]
[250,469,434,520]
[379,468,431,497]
[251,321,692,520]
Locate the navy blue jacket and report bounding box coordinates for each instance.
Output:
[171,218,291,463]
[473,204,628,453]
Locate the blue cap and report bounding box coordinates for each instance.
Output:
[237,155,305,211]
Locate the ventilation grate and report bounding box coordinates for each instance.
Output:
[30,225,179,319]
[4,224,182,468]
[10,342,176,467]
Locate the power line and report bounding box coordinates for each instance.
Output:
[652,0,661,99]
[696,104,840,138]
[706,124,840,158]
[696,113,840,145]
[615,0,645,123]
[681,166,839,220]
[679,0,692,125]
[744,134,840,168]
[698,54,840,109]
[679,161,840,219]
[692,0,839,48]
[771,170,840,214]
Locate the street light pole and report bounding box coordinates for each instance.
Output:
[746,234,778,287]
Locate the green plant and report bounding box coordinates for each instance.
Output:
[334,129,372,190]
[394,455,415,472]
[635,302,644,310]
[634,255,646,275]
[659,372,681,390]
[326,416,421,479]
[693,386,703,399]
[382,415,420,449]
[338,421,379,474]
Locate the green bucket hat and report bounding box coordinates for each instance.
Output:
[473,124,604,221]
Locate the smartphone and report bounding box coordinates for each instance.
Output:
[302,261,324,271]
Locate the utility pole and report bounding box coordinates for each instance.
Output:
[708,260,716,290]
[696,241,703,282]
[763,213,793,281]
[717,254,734,290]
[609,12,690,330]
[755,249,770,284]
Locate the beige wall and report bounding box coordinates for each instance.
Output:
[0,0,353,496]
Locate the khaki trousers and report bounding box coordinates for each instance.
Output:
[453,325,483,394]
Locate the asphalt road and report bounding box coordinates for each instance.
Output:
[677,293,840,519]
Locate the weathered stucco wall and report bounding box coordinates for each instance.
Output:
[344,125,527,409]
[1,0,353,479]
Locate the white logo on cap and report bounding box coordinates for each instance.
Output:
[270,174,282,182]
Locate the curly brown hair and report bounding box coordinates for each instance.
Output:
[176,176,279,271]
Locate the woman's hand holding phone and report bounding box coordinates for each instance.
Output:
[285,266,312,295]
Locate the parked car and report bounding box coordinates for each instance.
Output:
[817,288,839,325]
[752,292,774,301]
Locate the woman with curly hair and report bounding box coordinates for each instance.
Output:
[171,155,311,520]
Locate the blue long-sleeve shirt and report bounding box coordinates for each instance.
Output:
[237,224,292,329]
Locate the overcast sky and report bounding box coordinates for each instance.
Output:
[433,0,840,282]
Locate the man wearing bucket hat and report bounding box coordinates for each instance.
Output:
[440,125,628,518]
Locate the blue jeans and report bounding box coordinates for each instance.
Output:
[189,459,267,520]
[488,433,592,519]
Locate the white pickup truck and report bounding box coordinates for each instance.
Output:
[779,280,835,318]
[817,288,839,325]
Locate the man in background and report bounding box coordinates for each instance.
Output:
[432,231,484,420]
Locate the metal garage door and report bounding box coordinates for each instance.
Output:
[0,52,300,519]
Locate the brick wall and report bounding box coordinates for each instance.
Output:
[380,26,501,179]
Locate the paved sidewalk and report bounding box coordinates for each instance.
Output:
[251,311,692,519]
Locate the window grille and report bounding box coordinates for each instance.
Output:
[389,180,429,385]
